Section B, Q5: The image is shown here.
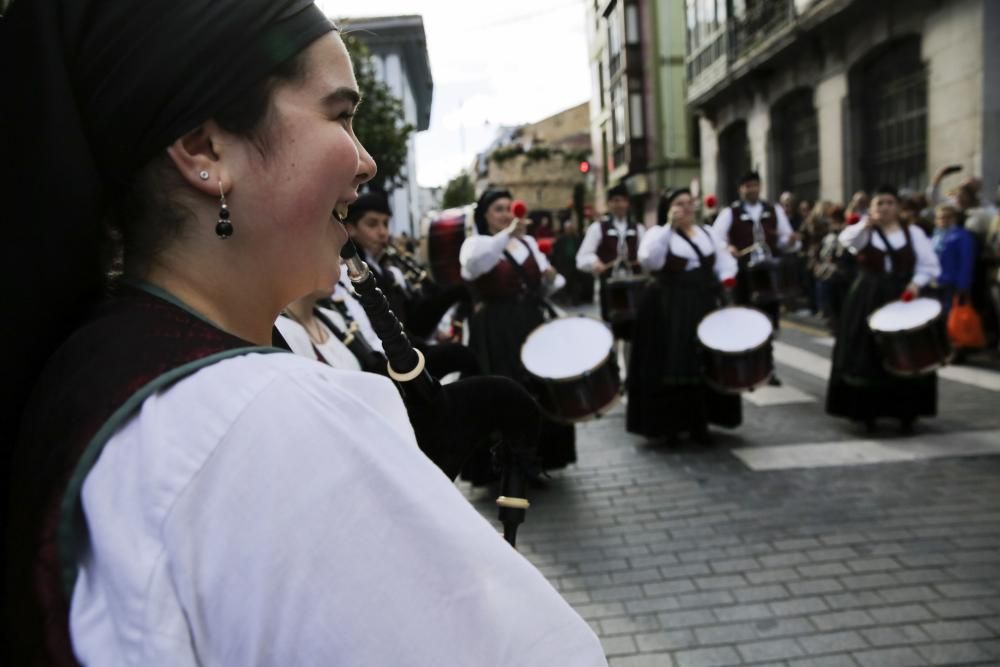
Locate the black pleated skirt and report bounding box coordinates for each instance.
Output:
[460,297,576,485]
[826,271,937,422]
[626,271,742,438]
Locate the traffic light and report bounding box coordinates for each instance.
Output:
[578,160,590,174]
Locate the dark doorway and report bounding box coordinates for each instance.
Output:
[772,88,819,203]
[718,120,751,203]
[851,37,927,191]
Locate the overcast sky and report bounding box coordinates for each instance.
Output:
[318,0,592,188]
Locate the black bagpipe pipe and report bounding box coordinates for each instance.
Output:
[339,238,539,547]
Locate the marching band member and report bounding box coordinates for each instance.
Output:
[344,192,481,380]
[3,3,605,664]
[345,191,470,340]
[278,289,363,370]
[458,188,574,485]
[826,186,942,433]
[576,183,645,339]
[278,287,389,374]
[712,170,798,385]
[627,188,741,444]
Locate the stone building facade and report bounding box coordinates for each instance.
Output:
[475,102,593,216]
[686,0,1000,205]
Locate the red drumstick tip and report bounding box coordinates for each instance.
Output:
[901,290,915,302]
[722,277,736,289]
[705,194,718,209]
[511,200,528,218]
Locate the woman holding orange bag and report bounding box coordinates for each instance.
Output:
[932,204,984,356]
[932,204,976,319]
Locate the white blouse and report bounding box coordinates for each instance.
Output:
[275,310,362,371]
[638,224,738,281]
[575,217,645,272]
[70,353,607,666]
[459,230,565,293]
[838,221,941,287]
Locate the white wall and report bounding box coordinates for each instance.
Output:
[815,73,847,202]
[923,0,985,184]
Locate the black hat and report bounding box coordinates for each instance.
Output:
[739,170,761,186]
[873,184,899,200]
[473,188,513,235]
[657,188,691,226]
[607,184,630,201]
[345,190,392,224]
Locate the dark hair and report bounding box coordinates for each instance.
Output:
[345,190,393,225]
[110,50,311,278]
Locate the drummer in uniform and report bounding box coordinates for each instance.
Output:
[712,171,798,385]
[575,184,645,340]
[627,188,741,444]
[826,186,941,433]
[458,188,575,484]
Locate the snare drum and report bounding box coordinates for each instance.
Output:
[521,317,621,423]
[868,297,951,377]
[748,256,800,304]
[605,274,650,325]
[696,307,774,393]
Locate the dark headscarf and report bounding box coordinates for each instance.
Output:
[657,188,692,226]
[346,190,393,224]
[474,188,513,235]
[0,1,334,498]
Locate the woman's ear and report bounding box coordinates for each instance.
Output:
[165,120,232,197]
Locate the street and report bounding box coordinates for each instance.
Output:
[461,314,1000,667]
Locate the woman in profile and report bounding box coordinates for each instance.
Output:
[2,2,605,665]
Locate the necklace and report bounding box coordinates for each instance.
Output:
[284,307,329,346]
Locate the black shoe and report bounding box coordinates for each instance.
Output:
[768,375,782,387]
[899,418,915,435]
[864,418,877,434]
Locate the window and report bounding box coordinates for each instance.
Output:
[630,92,644,138]
[855,38,927,191]
[773,89,819,202]
[625,3,640,45]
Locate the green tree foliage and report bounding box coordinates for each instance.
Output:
[441,173,475,209]
[342,32,415,192]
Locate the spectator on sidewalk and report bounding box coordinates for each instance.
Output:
[931,203,976,321]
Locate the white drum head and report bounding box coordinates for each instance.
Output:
[697,307,773,353]
[521,317,613,380]
[869,298,941,333]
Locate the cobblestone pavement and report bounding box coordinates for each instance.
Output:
[460,315,1000,666]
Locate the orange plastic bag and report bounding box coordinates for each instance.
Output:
[947,296,986,349]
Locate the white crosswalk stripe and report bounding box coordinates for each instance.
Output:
[742,384,815,406]
[773,339,1000,392]
[733,428,1000,470]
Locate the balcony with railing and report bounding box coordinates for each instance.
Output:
[685,0,847,105]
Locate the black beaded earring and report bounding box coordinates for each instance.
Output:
[216,181,233,239]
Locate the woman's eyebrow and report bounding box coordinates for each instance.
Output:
[322,87,362,109]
